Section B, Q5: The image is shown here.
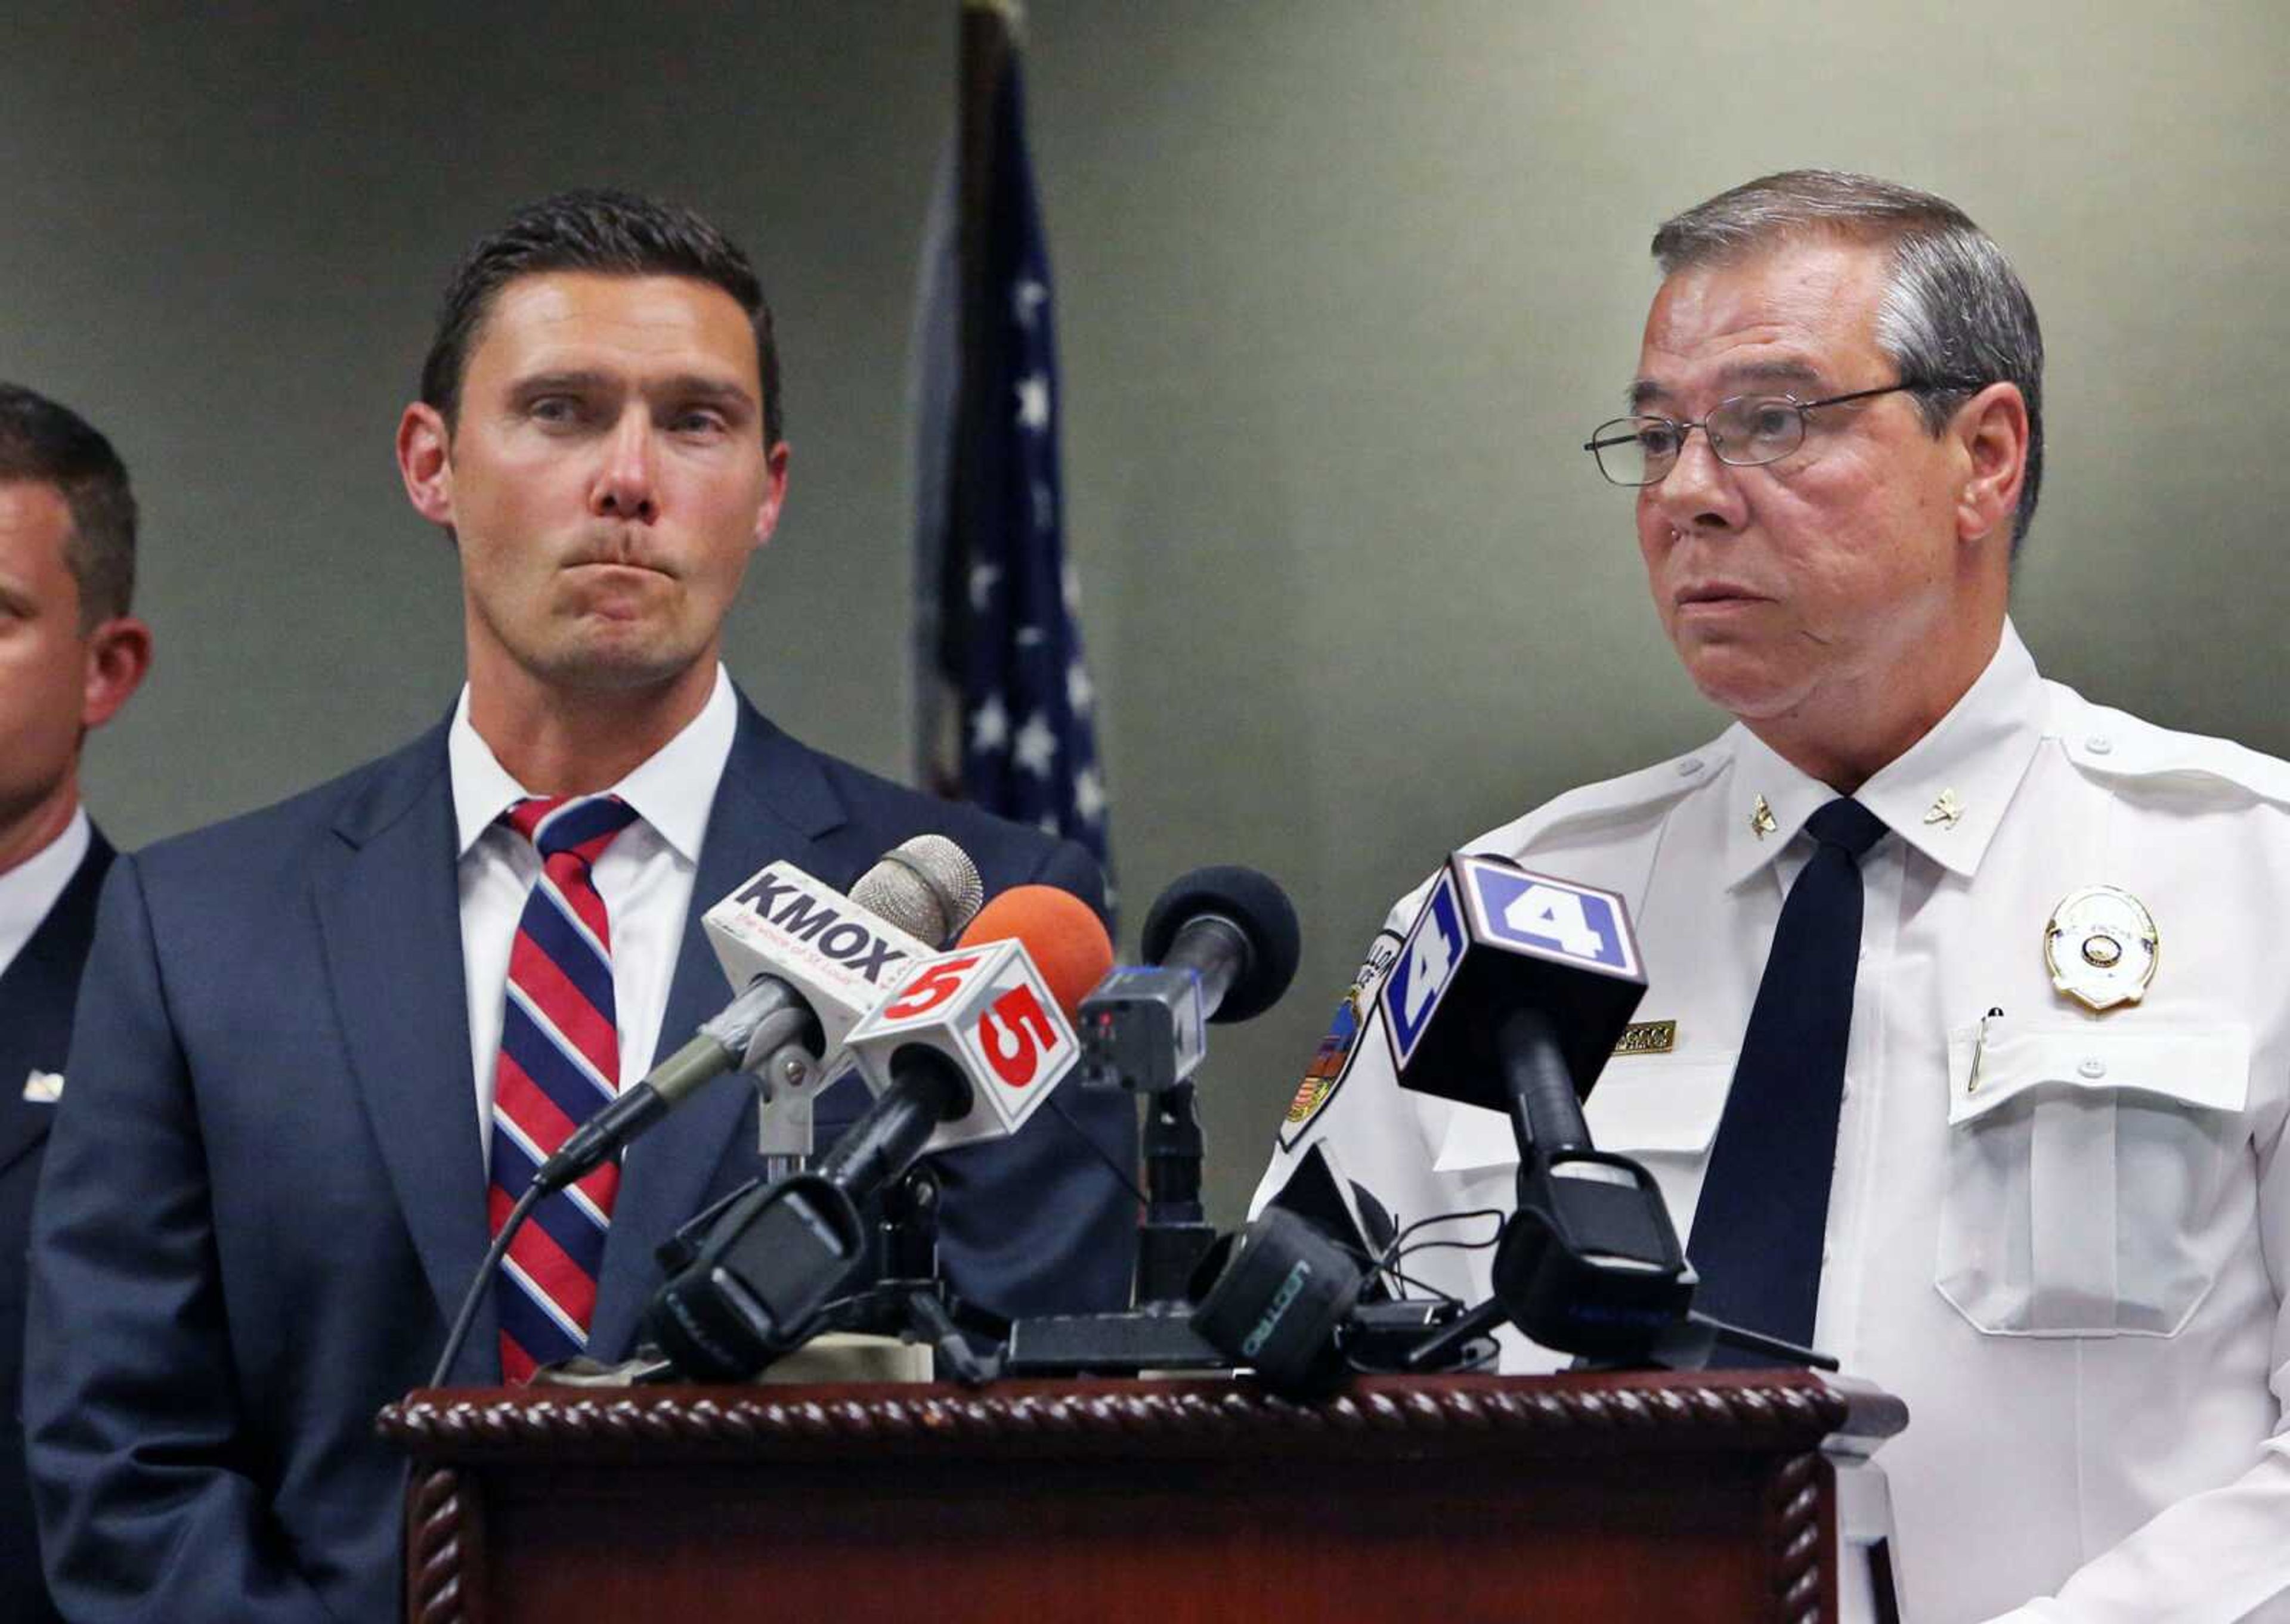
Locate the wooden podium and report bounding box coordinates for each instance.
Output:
[379,1368,1905,1624]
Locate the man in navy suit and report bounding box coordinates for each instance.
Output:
[26,192,1136,1623]
[0,384,154,1624]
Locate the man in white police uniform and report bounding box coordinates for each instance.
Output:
[1259,170,2290,1622]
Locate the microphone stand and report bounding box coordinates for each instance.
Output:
[1137,1080,1217,1301]
[643,1061,1008,1387]
[1002,1070,1231,1374]
[1404,1008,1832,1375]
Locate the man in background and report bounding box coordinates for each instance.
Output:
[0,383,153,1624]
[1265,172,2290,1619]
[28,191,1134,1622]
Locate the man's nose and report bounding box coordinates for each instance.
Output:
[591,408,659,523]
[1647,427,1744,534]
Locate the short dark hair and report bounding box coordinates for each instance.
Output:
[1652,171,2045,556]
[420,188,782,447]
[0,382,138,626]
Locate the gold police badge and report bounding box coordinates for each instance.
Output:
[2044,885,2158,1012]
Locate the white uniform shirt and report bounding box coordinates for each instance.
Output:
[450,665,736,1154]
[1260,624,2290,1623]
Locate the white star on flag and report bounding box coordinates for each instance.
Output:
[1013,711,1059,777]
[1013,279,1048,327]
[968,562,1002,612]
[1066,660,1094,715]
[1074,765,1106,825]
[1030,479,1056,532]
[1062,560,1082,615]
[1015,624,1046,648]
[1015,374,1051,432]
[970,694,1011,753]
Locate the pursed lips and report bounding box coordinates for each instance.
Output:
[564,547,676,579]
[1675,581,1771,609]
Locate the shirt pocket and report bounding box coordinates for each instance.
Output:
[1936,1020,2248,1336]
[1429,1061,1737,1255]
[1429,1059,1735,1171]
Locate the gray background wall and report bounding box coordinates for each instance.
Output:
[5,2,2285,1227]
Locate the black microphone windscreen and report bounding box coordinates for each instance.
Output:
[1140,864,1302,1024]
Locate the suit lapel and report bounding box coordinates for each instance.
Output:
[0,832,113,1174]
[589,701,849,1354]
[310,728,494,1374]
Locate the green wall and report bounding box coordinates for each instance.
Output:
[6,1,2285,1223]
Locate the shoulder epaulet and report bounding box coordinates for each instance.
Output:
[1462,734,1734,860]
[2050,682,2290,810]
[1372,737,1732,937]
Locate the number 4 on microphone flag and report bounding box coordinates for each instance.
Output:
[909,5,1113,894]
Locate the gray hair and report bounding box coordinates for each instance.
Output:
[1652,171,2044,556]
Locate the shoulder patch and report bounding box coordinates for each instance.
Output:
[1277,929,1403,1150]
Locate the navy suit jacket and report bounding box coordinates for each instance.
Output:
[2,830,111,1624]
[26,699,1136,1624]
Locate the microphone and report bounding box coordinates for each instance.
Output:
[645,884,1114,1380]
[1378,851,1645,1118]
[1078,864,1301,1093]
[1379,852,1702,1364]
[835,884,1112,1153]
[529,835,984,1192]
[1187,1140,1479,1397]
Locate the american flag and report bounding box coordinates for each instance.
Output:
[912,25,1110,882]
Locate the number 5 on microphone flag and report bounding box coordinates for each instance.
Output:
[843,940,1081,1150]
[909,6,1112,891]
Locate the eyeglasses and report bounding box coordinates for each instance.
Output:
[1583,380,1985,487]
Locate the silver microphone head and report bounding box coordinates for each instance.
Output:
[850,834,985,948]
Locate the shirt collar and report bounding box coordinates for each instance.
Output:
[0,805,91,972]
[447,664,738,863]
[1713,619,2045,888]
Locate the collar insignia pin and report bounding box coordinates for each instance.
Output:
[1926,788,1966,829]
[1749,795,1777,841]
[23,1069,63,1105]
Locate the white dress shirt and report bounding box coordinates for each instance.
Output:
[1260,622,2290,1623]
[449,666,736,1154]
[0,805,89,979]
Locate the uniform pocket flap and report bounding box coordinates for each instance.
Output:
[1431,1059,1738,1172]
[1431,1104,1518,1173]
[1946,1021,2249,1128]
[1585,1060,1736,1154]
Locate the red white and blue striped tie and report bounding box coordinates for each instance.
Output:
[488,793,640,1383]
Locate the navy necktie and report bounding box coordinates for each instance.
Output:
[1690,796,1887,1353]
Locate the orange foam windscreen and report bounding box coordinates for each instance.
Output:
[955,885,1115,1019]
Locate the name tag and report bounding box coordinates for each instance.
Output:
[1613,1021,1677,1057]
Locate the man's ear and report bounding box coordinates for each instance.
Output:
[81,615,152,731]
[397,402,455,529]
[1954,382,2029,546]
[753,439,790,551]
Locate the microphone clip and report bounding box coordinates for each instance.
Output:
[1493,1148,1695,1360]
